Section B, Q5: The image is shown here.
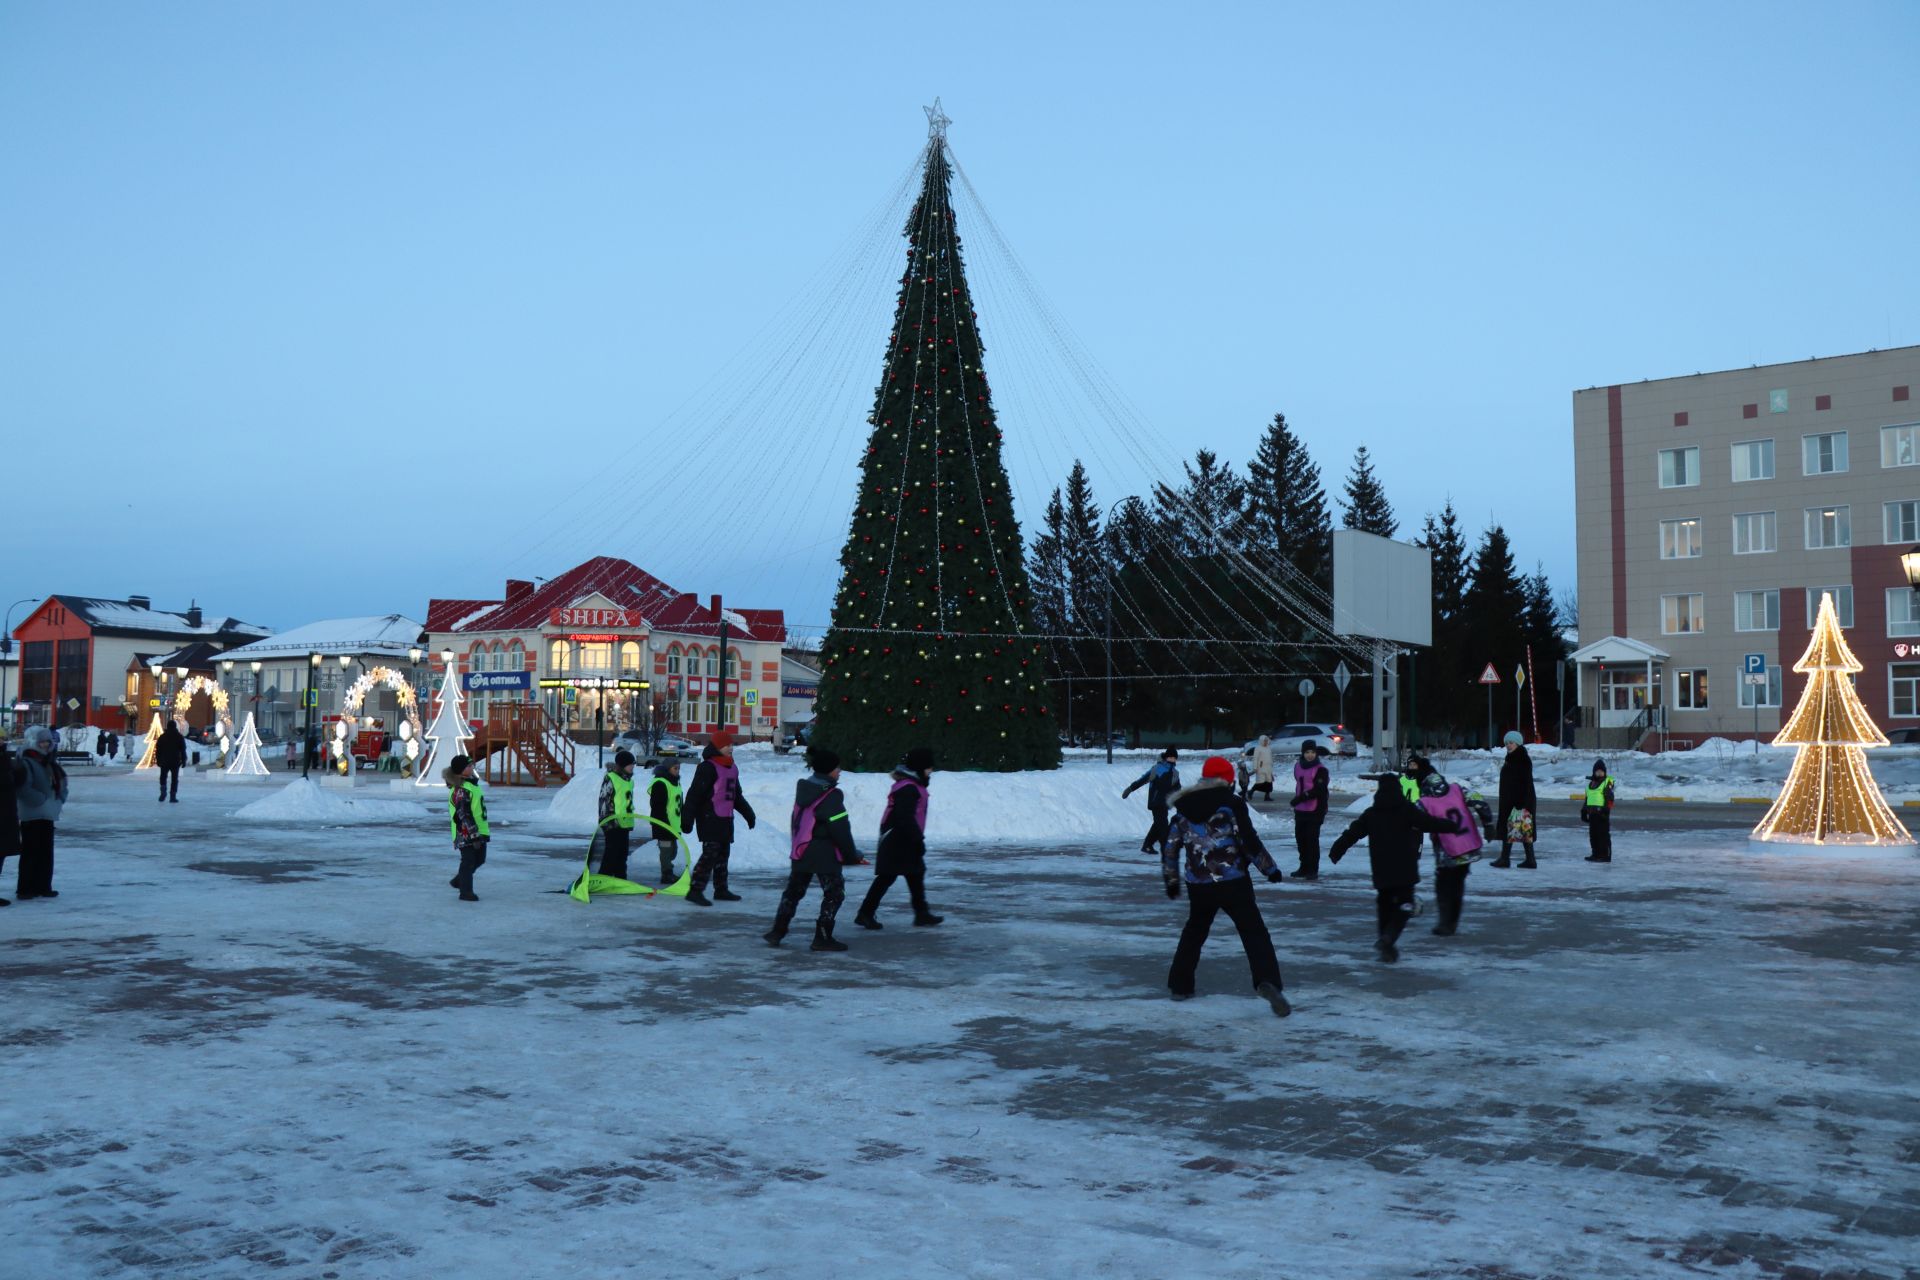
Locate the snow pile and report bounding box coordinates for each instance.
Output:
[542,755,1303,867]
[232,778,427,825]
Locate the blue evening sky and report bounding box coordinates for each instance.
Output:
[3,2,1916,634]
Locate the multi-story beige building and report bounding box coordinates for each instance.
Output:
[1573,345,1920,746]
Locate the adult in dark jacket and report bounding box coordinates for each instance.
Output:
[766,745,860,952]
[1162,757,1290,1016]
[648,757,686,884]
[0,740,19,906]
[1121,748,1181,857]
[854,746,940,929]
[1288,740,1331,879]
[1328,773,1459,962]
[1491,731,1539,867]
[14,727,69,901]
[683,731,757,906]
[156,721,188,802]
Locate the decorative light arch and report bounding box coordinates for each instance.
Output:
[173,676,233,742]
[334,665,426,773]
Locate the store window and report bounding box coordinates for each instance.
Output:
[1892,663,1920,717]
[549,639,571,673]
[620,641,641,673]
[1674,669,1709,710]
[577,641,612,671]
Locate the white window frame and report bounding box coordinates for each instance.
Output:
[1659,517,1703,560]
[1881,424,1920,469]
[1674,668,1709,711]
[1661,593,1705,635]
[1889,589,1920,639]
[1804,505,1852,550]
[1802,431,1849,476]
[1731,511,1776,555]
[1730,438,1775,482]
[1734,589,1780,632]
[1805,586,1855,628]
[1738,664,1783,709]
[1886,500,1920,545]
[1892,663,1920,718]
[1658,447,1699,489]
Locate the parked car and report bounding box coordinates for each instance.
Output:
[1246,723,1361,758]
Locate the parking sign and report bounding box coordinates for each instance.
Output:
[1742,652,1766,676]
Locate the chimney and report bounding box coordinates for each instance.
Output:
[127,594,151,610]
[185,601,203,628]
[710,594,723,618]
[506,579,533,602]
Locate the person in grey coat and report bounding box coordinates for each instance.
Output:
[14,725,69,900]
[0,737,19,906]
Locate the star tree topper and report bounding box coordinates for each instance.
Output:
[924,97,951,142]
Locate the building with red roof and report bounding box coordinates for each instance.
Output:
[423,556,787,743]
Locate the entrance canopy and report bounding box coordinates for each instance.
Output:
[1569,635,1670,667]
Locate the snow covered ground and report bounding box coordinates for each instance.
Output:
[1429,738,1920,805]
[2,764,1917,1278]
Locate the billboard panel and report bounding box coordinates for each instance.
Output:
[1332,529,1433,646]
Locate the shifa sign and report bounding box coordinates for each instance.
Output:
[548,607,645,629]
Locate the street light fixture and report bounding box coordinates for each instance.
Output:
[303,653,320,778]
[1902,545,1920,596]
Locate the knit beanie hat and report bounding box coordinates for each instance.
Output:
[805,745,841,776]
[614,749,636,769]
[903,746,935,773]
[1502,731,1524,747]
[1161,746,1178,761]
[710,730,735,751]
[1201,756,1235,783]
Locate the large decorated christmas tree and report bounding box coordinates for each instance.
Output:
[812,103,1060,772]
[1753,591,1914,846]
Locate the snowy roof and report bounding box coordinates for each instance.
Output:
[423,557,784,643]
[148,641,234,672]
[1570,635,1670,665]
[43,595,271,641]
[219,614,427,660]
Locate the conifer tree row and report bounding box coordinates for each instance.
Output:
[811,134,1061,772]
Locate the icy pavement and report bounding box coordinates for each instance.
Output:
[2,772,1917,1279]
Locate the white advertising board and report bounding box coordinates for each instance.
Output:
[1332,529,1433,647]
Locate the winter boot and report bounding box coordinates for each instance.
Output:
[1519,848,1539,869]
[809,922,848,953]
[912,909,943,927]
[712,865,741,902]
[763,923,787,946]
[1375,938,1399,963]
[659,851,677,884]
[459,889,479,902]
[1490,852,1513,868]
[686,888,713,907]
[853,912,883,930]
[1255,981,1292,1018]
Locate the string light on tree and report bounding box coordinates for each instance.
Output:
[135,713,163,770]
[1752,591,1916,847]
[416,657,470,787]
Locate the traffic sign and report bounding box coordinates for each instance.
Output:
[1745,673,1769,686]
[1513,665,1526,689]
[1296,678,1315,699]
[1742,652,1766,676]
[1478,663,1501,685]
[1332,661,1351,695]
[744,688,760,707]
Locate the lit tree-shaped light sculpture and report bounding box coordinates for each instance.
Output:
[134,712,164,770]
[416,665,470,787]
[224,712,271,777]
[1754,592,1916,846]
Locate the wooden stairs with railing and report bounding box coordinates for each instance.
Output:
[473,703,576,786]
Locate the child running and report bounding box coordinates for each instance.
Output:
[765,746,861,952]
[1328,773,1460,962]
[1162,755,1291,1016]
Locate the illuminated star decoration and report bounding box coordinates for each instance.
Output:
[924,97,952,143]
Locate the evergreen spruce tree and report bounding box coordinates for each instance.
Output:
[1062,460,1105,633]
[812,117,1059,771]
[1028,487,1070,638]
[1340,445,1398,537]
[1245,412,1332,590]
[1151,448,1248,557]
[1462,524,1528,730]
[1416,500,1471,737]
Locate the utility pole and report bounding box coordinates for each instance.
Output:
[1104,566,1115,765]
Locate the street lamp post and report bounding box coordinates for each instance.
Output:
[1101,497,1131,765]
[302,653,320,777]
[1,595,39,738]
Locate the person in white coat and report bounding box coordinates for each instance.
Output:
[1250,735,1276,802]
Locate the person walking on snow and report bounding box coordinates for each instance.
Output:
[1491,731,1539,867]
[648,757,686,885]
[685,731,756,906]
[596,749,640,881]
[1121,747,1181,857]
[1288,740,1331,879]
[854,746,941,930]
[1251,734,1276,802]
[156,720,187,802]
[1406,753,1483,937]
[1162,756,1290,1015]
[13,726,68,901]
[444,754,488,902]
[0,737,20,906]
[765,745,860,952]
[1581,759,1616,862]
[1328,773,1460,963]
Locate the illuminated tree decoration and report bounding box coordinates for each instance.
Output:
[1753,592,1915,846]
[416,665,470,787]
[135,712,164,770]
[224,711,272,777]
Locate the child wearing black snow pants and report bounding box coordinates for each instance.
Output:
[1582,760,1615,862]
[1162,757,1291,1017]
[685,732,756,906]
[855,747,941,929]
[1122,748,1180,857]
[444,754,488,902]
[767,747,861,952]
[1329,774,1460,962]
[1288,741,1330,879]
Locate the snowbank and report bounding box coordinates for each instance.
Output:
[232,778,429,825]
[542,755,1305,869]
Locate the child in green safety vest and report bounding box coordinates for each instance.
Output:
[1580,759,1615,863]
[444,754,489,902]
[596,750,640,881]
[648,758,686,885]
